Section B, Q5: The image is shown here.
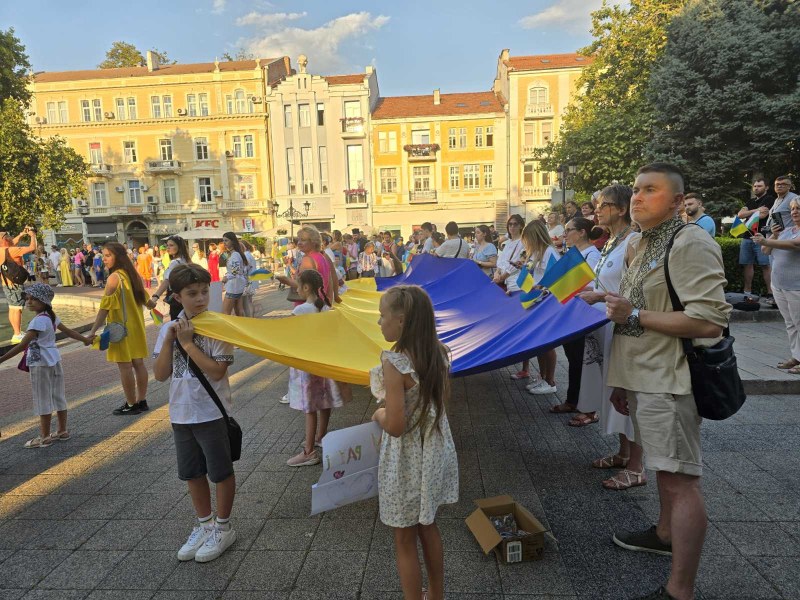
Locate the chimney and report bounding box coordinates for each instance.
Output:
[500,48,510,62]
[433,88,440,105]
[365,65,374,75]
[146,50,160,72]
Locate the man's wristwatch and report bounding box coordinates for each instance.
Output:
[151,293,160,300]
[626,307,641,329]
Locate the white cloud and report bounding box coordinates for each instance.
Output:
[237,11,390,72]
[519,0,616,33]
[236,11,307,27]
[211,0,227,14]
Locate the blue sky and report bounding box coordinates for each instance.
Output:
[4,0,609,96]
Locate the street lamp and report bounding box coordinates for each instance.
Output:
[558,162,578,215]
[272,199,312,238]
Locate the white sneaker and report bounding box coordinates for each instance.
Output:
[279,394,290,404]
[527,380,558,395]
[177,523,214,561]
[525,379,542,391]
[10,333,24,344]
[194,524,236,563]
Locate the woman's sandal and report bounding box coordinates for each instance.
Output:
[777,358,800,369]
[23,436,54,449]
[592,454,629,469]
[788,366,800,375]
[549,403,578,414]
[568,412,599,427]
[50,431,71,441]
[602,469,646,490]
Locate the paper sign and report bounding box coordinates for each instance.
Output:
[311,421,382,515]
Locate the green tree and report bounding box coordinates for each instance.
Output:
[0,28,31,104]
[98,41,176,68]
[647,0,800,216]
[536,0,687,193]
[222,48,255,61]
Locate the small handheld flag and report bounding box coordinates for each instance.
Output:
[729,216,751,238]
[91,330,112,351]
[537,246,596,304]
[150,308,164,325]
[745,212,760,232]
[249,268,274,281]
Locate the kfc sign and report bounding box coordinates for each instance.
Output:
[194,219,220,229]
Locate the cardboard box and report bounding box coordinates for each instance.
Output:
[465,495,547,563]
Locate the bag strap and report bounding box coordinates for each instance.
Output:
[116,271,128,323]
[663,224,729,358]
[175,338,231,422]
[456,238,463,258]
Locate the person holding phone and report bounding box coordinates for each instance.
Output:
[768,176,798,235]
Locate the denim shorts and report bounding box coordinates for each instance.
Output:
[226,292,243,300]
[739,238,770,266]
[2,283,24,307]
[172,419,234,483]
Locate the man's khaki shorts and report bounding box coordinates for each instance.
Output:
[627,390,702,477]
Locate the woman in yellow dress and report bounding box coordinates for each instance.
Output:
[136,246,153,288]
[88,242,149,415]
[58,248,73,286]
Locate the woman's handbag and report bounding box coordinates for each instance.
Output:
[103,275,128,343]
[663,225,746,420]
[176,339,242,461]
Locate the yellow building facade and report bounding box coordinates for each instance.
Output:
[29,52,291,246]
[370,91,508,237]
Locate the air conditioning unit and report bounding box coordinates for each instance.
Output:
[104,111,115,119]
[224,150,233,158]
[76,200,88,208]
[146,205,157,214]
[213,190,222,197]
[141,184,149,192]
[177,108,188,116]
[250,96,263,104]
[115,186,124,193]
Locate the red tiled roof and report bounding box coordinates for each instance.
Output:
[372,91,503,120]
[505,53,593,71]
[34,58,286,83]
[323,74,364,85]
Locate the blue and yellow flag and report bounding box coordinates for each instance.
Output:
[538,246,595,304]
[249,268,274,281]
[729,216,749,238]
[278,237,289,255]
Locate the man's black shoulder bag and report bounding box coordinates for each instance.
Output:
[663,225,746,420]
[175,339,242,461]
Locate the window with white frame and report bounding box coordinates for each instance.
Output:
[159,139,173,161]
[151,96,162,118]
[523,163,535,186]
[524,123,535,147]
[449,166,459,190]
[198,177,213,203]
[463,164,479,190]
[127,180,142,204]
[284,105,292,128]
[458,127,467,149]
[387,131,397,152]
[58,101,68,123]
[199,93,209,116]
[232,136,242,158]
[448,128,457,149]
[528,86,548,105]
[81,100,92,122]
[163,179,177,204]
[412,166,431,191]
[486,126,494,147]
[318,146,328,193]
[380,168,397,194]
[92,182,108,207]
[187,94,197,117]
[301,147,314,194]
[234,89,247,114]
[46,102,57,123]
[93,99,103,121]
[163,95,173,117]
[89,142,102,164]
[379,131,397,153]
[346,145,364,190]
[542,171,551,186]
[236,175,255,200]
[226,95,233,115]
[126,97,136,119]
[316,103,324,126]
[344,100,361,119]
[298,104,311,127]
[541,122,553,145]
[195,137,209,160]
[244,134,254,158]
[115,98,126,120]
[123,141,137,163]
[475,127,484,148]
[286,148,296,194]
[483,164,493,189]
[411,129,430,145]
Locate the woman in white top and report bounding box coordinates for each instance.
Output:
[241,240,258,318]
[221,232,249,316]
[576,184,644,490]
[472,225,498,277]
[147,235,192,321]
[493,214,526,294]
[547,211,565,246]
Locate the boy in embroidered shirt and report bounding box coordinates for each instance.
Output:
[153,263,237,563]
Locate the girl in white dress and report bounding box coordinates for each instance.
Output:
[371,285,458,600]
[576,184,645,490]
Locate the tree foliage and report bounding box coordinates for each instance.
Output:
[0,28,31,104]
[98,41,176,68]
[536,0,687,192]
[647,0,800,216]
[222,48,255,61]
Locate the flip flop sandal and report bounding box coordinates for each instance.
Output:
[568,413,599,427]
[777,359,800,369]
[592,454,629,469]
[549,403,579,414]
[788,366,800,375]
[602,469,646,490]
[23,436,53,449]
[51,431,71,440]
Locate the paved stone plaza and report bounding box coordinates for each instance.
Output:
[0,287,798,599]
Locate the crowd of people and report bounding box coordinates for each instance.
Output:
[3,164,800,600]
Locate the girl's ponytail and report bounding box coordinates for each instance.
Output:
[317,286,331,310]
[44,306,57,326]
[297,268,328,312]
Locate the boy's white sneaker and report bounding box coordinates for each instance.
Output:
[194,525,236,563]
[177,523,214,561]
[527,380,558,395]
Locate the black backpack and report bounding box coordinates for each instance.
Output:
[1,248,30,286]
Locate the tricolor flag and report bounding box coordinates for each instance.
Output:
[729,216,752,238]
[537,246,596,304]
[745,211,760,232]
[150,308,164,325]
[249,268,274,281]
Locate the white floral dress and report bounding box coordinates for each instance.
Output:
[370,351,459,528]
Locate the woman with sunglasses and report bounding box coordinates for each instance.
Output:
[147,235,193,320]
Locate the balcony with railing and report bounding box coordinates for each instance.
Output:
[145,159,182,174]
[222,198,265,211]
[521,186,554,200]
[340,117,365,137]
[525,103,554,118]
[404,143,439,162]
[89,163,113,177]
[408,190,437,204]
[344,189,368,205]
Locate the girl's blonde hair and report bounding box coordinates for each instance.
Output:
[382,285,450,434]
[298,225,322,250]
[521,220,554,266]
